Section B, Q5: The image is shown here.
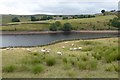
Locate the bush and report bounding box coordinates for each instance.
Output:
[103,47,118,63]
[49,23,57,31]
[46,57,56,66]
[31,65,44,74]
[63,57,68,63]
[80,55,89,61]
[12,17,20,22]
[3,65,16,72]
[62,23,72,31]
[78,61,87,70]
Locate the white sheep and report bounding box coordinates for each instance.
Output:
[70,48,73,51]
[6,48,10,50]
[78,47,82,50]
[62,46,65,49]
[46,50,50,54]
[57,51,62,55]
[65,42,68,44]
[41,49,46,54]
[73,48,77,50]
[27,48,31,52]
[72,43,74,46]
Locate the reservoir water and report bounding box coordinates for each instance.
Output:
[0,32,118,47]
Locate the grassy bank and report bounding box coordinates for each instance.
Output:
[0,15,118,31]
[1,38,119,78]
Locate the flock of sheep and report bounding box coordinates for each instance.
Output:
[4,41,82,56]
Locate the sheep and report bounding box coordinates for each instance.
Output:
[27,48,31,52]
[65,42,68,44]
[78,47,82,50]
[72,44,74,46]
[46,50,50,54]
[73,48,77,50]
[70,48,73,51]
[57,51,62,55]
[41,49,46,54]
[62,46,65,49]
[6,48,10,50]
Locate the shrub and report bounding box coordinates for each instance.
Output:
[63,57,68,63]
[103,47,118,63]
[62,23,72,31]
[81,55,89,61]
[78,61,87,70]
[3,65,16,72]
[87,59,97,70]
[46,57,56,66]
[12,17,20,22]
[31,65,44,74]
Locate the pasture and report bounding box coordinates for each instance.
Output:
[1,38,119,78]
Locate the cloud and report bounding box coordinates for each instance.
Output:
[0,0,119,15]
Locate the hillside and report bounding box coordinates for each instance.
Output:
[0,15,118,31]
[2,38,119,78]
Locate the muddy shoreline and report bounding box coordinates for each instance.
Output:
[0,30,119,35]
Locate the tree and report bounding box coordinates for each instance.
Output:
[40,16,48,20]
[62,23,72,31]
[49,23,57,31]
[109,18,120,29]
[12,17,20,22]
[101,10,106,15]
[31,16,38,21]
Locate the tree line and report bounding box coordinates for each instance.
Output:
[49,21,72,31]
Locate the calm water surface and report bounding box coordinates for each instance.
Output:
[0,32,118,47]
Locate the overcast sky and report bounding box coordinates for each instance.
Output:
[0,0,119,15]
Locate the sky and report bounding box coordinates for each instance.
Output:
[0,0,119,15]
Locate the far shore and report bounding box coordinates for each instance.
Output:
[0,30,119,35]
[0,30,120,35]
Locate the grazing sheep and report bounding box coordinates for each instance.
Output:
[46,50,50,54]
[41,48,46,54]
[27,48,31,52]
[72,44,74,46]
[70,48,73,51]
[6,48,10,50]
[65,42,68,44]
[78,47,82,50]
[62,46,65,49]
[57,51,62,55]
[73,48,77,50]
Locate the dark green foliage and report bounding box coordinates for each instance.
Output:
[31,16,39,21]
[31,65,44,74]
[101,10,106,15]
[12,17,20,22]
[109,17,120,29]
[62,23,72,31]
[46,57,56,66]
[49,21,62,31]
[3,65,16,72]
[49,23,57,31]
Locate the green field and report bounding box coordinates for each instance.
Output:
[1,38,119,78]
[0,15,118,31]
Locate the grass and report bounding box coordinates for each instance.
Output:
[46,56,56,66]
[31,64,44,74]
[0,15,118,31]
[1,38,119,78]
[3,65,16,73]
